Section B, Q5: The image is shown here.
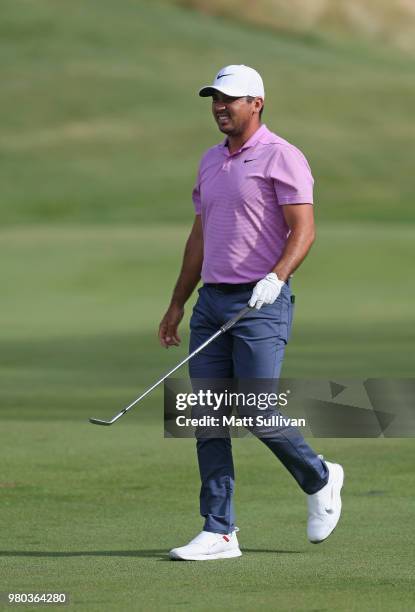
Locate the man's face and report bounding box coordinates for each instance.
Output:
[211,91,260,136]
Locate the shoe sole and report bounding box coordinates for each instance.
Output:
[309,464,344,544]
[169,549,242,561]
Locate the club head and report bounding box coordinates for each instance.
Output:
[89,418,112,426]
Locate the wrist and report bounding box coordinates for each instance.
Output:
[170,297,185,309]
[266,272,285,284]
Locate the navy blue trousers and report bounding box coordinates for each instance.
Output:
[189,283,328,534]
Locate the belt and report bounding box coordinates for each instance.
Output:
[204,277,291,294]
[204,281,260,293]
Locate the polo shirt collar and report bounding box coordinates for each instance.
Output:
[221,123,269,157]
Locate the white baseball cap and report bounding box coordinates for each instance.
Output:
[199,64,265,99]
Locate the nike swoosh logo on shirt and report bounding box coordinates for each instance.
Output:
[244,159,256,163]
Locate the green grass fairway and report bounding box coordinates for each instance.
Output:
[1,226,414,610]
[1,423,414,611]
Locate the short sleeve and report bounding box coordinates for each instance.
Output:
[270,146,314,205]
[192,166,202,214]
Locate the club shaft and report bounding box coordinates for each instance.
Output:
[90,304,252,425]
[112,328,223,422]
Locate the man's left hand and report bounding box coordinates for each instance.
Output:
[249,273,285,310]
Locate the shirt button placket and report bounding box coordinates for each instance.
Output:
[223,154,235,172]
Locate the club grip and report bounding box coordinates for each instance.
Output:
[220,305,252,332]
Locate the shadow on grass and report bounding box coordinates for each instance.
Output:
[0,548,303,558]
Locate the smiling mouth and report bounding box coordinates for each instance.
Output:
[217,114,231,122]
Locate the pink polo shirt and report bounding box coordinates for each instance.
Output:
[192,124,314,284]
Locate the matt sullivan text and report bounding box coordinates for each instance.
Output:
[176,415,306,428]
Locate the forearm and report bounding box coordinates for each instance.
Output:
[272,224,315,282]
[249,205,315,309]
[170,219,203,307]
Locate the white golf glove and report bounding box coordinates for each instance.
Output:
[249,273,285,310]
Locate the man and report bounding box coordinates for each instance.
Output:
[159,65,344,561]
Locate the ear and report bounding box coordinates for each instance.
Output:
[255,97,264,114]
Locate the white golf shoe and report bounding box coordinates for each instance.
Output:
[169,528,242,561]
[307,458,344,543]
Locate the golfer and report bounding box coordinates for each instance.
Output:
[159,65,344,561]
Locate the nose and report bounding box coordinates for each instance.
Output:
[213,99,227,111]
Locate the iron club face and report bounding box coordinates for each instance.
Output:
[89,418,112,426]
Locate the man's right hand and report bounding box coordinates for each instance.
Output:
[158,303,185,348]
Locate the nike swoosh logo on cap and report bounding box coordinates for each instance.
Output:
[216,73,233,79]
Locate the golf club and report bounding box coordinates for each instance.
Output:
[89,304,253,426]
